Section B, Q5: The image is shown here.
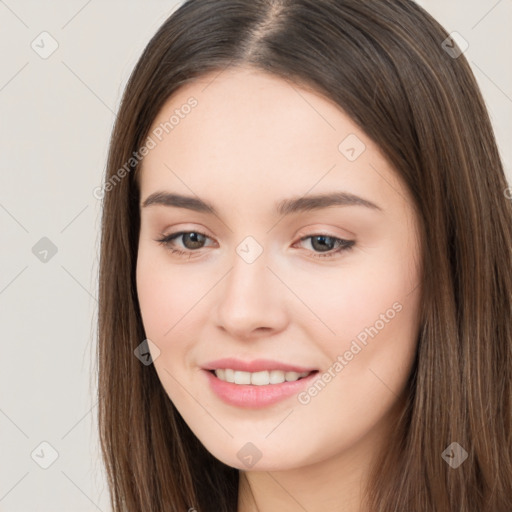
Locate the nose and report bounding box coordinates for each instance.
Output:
[213,244,289,339]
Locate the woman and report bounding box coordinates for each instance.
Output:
[97,0,512,510]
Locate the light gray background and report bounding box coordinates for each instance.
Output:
[0,1,511,510]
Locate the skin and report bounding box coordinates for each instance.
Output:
[136,66,422,512]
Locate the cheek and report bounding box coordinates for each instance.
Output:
[135,250,195,340]
[135,248,219,368]
[293,261,420,452]
[136,262,171,336]
[299,240,421,396]
[301,253,419,345]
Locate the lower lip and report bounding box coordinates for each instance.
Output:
[203,369,319,408]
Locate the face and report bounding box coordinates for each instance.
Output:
[136,66,422,473]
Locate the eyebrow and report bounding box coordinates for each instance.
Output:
[141,190,382,216]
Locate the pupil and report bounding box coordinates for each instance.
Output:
[313,235,333,252]
[185,232,204,249]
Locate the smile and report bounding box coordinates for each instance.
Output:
[212,368,312,385]
[204,369,320,408]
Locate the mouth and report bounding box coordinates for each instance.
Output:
[207,368,318,386]
[203,368,320,408]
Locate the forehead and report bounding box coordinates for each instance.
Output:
[138,66,409,218]
[143,65,370,167]
[149,65,339,130]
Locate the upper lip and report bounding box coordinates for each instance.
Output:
[202,358,318,373]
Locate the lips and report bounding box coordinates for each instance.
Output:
[203,358,318,409]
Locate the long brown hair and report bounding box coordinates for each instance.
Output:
[97,0,512,510]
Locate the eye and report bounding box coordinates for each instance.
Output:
[155,231,214,258]
[155,231,355,259]
[294,234,355,259]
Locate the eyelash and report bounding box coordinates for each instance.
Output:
[154,230,355,260]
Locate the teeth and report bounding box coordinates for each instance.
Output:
[234,370,251,384]
[248,370,269,385]
[269,370,284,384]
[213,369,311,385]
